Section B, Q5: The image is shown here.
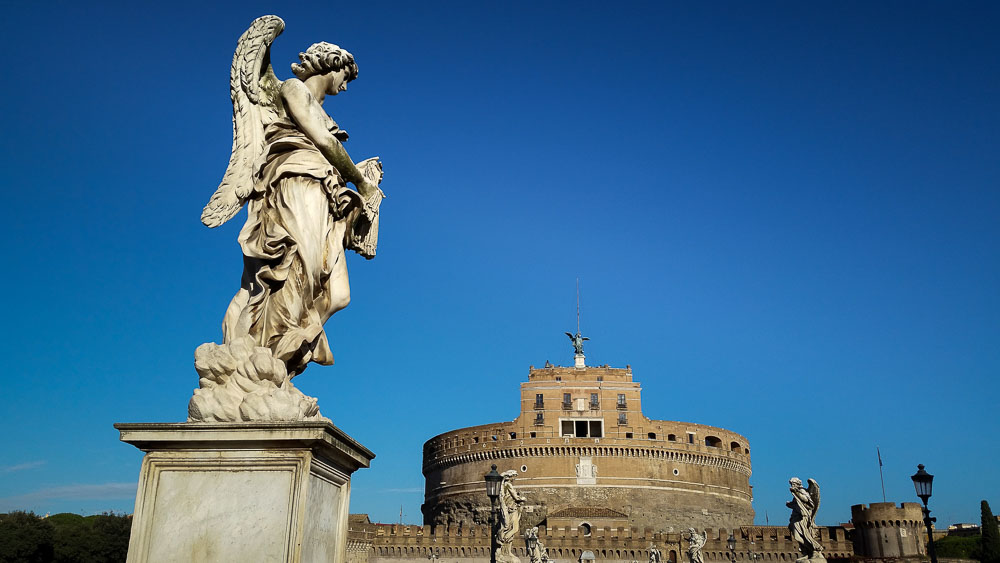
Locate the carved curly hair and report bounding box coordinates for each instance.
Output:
[290,42,359,81]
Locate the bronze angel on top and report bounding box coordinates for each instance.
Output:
[565,331,589,355]
[189,15,385,423]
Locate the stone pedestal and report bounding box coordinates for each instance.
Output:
[115,421,374,563]
[574,354,586,368]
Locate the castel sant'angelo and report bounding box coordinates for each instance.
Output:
[345,338,869,563]
[421,342,754,533]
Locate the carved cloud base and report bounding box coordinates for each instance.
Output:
[115,422,374,563]
[188,336,328,423]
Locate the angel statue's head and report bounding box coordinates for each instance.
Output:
[789,477,803,489]
[291,42,359,82]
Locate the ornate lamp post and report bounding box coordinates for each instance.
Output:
[911,464,938,563]
[485,464,503,563]
[727,533,737,563]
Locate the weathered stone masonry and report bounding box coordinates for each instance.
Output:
[421,364,754,533]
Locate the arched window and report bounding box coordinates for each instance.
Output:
[730,441,741,452]
[580,522,592,536]
[705,436,722,447]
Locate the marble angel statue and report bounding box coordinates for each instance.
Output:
[524,527,549,563]
[188,15,385,422]
[787,477,825,563]
[648,544,662,563]
[496,470,527,563]
[687,528,707,563]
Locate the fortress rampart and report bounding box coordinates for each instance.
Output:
[347,520,854,563]
[850,502,926,559]
[422,365,754,532]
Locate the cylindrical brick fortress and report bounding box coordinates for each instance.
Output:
[850,502,926,558]
[422,364,754,532]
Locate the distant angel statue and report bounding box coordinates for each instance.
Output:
[648,544,662,563]
[189,15,385,422]
[687,528,707,563]
[787,477,825,563]
[565,331,589,355]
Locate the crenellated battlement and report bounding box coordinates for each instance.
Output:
[348,519,855,563]
[527,365,633,382]
[851,502,924,527]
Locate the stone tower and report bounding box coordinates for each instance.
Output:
[421,363,754,532]
[851,502,927,558]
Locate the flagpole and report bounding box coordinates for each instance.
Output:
[877,446,886,502]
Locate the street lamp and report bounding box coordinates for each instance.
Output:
[911,464,938,563]
[727,533,737,563]
[485,464,503,563]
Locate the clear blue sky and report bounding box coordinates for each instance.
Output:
[1,0,997,528]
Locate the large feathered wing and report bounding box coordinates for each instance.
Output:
[201,15,285,227]
[807,478,821,524]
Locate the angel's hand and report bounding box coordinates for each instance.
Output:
[357,179,381,200]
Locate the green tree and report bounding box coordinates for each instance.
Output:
[0,511,55,563]
[933,535,981,559]
[982,500,1000,563]
[49,512,131,563]
[87,513,131,563]
[48,513,89,563]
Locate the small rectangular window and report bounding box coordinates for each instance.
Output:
[534,413,544,425]
[625,432,633,439]
[617,394,627,408]
[575,420,588,437]
[687,433,695,444]
[590,393,599,409]
[534,394,544,408]
[618,412,627,425]
[562,393,572,409]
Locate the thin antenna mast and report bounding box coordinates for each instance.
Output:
[576,278,581,334]
[877,446,886,502]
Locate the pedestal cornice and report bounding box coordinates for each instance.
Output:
[115,421,375,473]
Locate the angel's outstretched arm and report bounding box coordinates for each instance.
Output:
[280,79,378,198]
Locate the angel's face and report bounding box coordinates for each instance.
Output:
[325,68,351,96]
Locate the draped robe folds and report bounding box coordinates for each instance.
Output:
[497,479,525,561]
[222,115,366,376]
[788,489,823,557]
